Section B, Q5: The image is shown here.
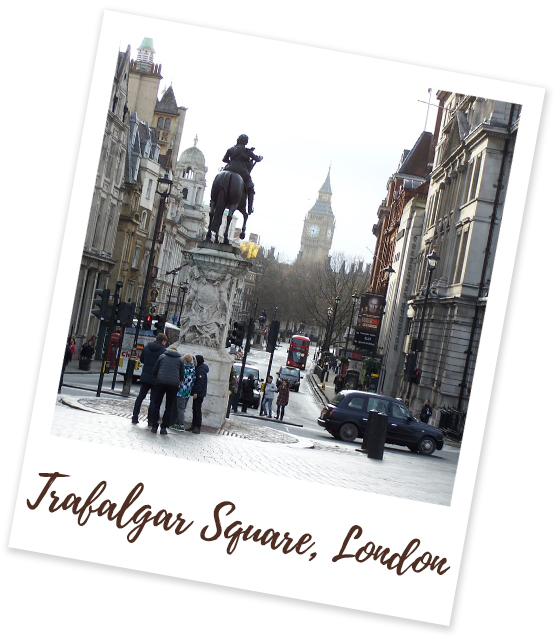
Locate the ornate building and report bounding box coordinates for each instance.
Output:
[297,168,335,263]
[69,45,131,351]
[154,137,211,318]
[400,94,520,424]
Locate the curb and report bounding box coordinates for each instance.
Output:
[59,395,312,448]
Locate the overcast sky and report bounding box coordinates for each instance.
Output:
[106,15,439,263]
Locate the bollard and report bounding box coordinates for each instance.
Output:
[360,410,378,452]
[364,410,388,460]
[121,357,136,397]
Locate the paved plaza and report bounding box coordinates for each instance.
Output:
[51,395,459,506]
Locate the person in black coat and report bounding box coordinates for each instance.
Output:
[420,399,433,424]
[241,374,255,413]
[185,355,209,434]
[148,347,184,435]
[131,333,168,424]
[58,339,73,393]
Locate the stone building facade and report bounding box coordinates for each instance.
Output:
[69,45,131,350]
[400,93,521,423]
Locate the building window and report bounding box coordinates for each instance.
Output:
[146,179,153,200]
[470,153,483,200]
[164,118,171,130]
[132,246,140,269]
[454,229,469,283]
[157,117,164,129]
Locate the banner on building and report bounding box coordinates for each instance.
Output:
[353,293,385,349]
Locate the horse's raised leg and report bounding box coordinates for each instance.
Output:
[240,212,248,239]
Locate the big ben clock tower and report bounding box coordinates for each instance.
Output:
[297,168,335,263]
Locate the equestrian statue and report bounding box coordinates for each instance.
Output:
[206,134,263,244]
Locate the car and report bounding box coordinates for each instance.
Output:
[317,390,444,455]
[277,366,303,392]
[233,363,261,409]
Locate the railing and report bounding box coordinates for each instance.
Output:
[438,406,466,442]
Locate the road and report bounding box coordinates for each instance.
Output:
[238,343,460,469]
[61,343,460,469]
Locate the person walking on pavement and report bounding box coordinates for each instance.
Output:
[275,379,290,421]
[241,373,256,413]
[334,373,345,394]
[149,347,185,435]
[58,338,73,393]
[131,333,168,424]
[170,354,196,432]
[420,399,433,424]
[261,375,277,418]
[185,354,209,434]
[230,368,240,413]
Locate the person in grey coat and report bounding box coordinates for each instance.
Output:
[149,348,185,434]
[131,333,168,424]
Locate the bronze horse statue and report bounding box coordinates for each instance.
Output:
[206,170,249,244]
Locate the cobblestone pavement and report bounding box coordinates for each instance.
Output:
[52,396,458,505]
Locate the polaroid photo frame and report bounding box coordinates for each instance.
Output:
[8,9,544,627]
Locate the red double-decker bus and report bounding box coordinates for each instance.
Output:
[286,335,310,370]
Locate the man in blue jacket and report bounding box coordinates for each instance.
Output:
[149,348,185,435]
[185,354,209,434]
[131,333,168,424]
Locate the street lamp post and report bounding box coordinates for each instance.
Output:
[406,247,439,402]
[323,306,333,352]
[344,292,360,358]
[132,172,173,348]
[329,296,340,353]
[123,173,173,397]
[165,266,181,317]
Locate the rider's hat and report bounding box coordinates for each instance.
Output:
[237,134,249,145]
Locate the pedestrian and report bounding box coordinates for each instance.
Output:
[149,347,185,435]
[170,354,196,432]
[80,337,95,360]
[131,332,168,424]
[334,373,345,394]
[420,399,433,424]
[275,379,290,421]
[185,355,209,434]
[69,337,76,359]
[230,368,240,413]
[241,373,256,413]
[58,339,73,393]
[261,375,277,418]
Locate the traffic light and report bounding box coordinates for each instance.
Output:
[411,368,422,385]
[116,301,136,327]
[404,352,417,381]
[266,320,280,353]
[154,314,167,334]
[231,321,246,346]
[91,288,110,322]
[142,314,153,330]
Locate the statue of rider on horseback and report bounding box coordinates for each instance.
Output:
[222,134,263,215]
[206,134,263,244]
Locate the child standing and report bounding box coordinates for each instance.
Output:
[171,354,196,431]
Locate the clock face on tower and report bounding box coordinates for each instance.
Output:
[308,224,320,237]
[326,228,332,240]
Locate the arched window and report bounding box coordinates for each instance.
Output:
[164,118,171,130]
[157,117,164,129]
[182,188,189,201]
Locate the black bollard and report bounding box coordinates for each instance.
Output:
[363,410,388,460]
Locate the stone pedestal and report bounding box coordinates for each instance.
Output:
[176,242,250,429]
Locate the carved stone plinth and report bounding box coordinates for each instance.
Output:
[176,244,250,429]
